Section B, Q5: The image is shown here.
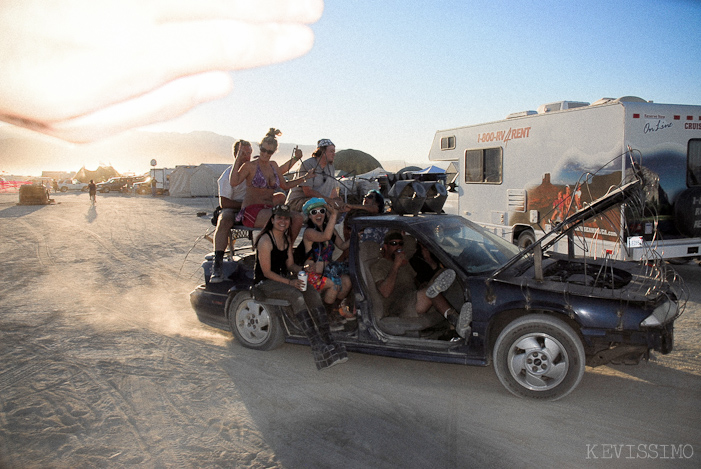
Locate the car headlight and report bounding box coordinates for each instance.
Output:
[641,300,678,327]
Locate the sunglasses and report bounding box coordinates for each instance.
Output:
[387,240,404,246]
[309,208,326,216]
[260,148,275,155]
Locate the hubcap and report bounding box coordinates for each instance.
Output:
[235,300,270,345]
[508,333,568,391]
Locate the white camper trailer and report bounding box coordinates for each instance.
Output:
[149,167,174,194]
[428,96,701,261]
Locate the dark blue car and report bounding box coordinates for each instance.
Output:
[191,179,684,400]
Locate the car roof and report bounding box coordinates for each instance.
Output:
[349,213,460,226]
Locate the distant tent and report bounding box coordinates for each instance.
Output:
[415,165,445,174]
[395,166,422,180]
[73,165,120,183]
[168,165,198,197]
[189,163,230,197]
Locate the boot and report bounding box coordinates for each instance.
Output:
[294,309,344,370]
[311,306,348,364]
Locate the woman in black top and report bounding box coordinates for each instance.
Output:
[253,204,347,370]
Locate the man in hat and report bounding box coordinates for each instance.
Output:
[371,231,460,327]
[286,138,347,212]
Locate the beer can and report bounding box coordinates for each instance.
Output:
[297,270,308,291]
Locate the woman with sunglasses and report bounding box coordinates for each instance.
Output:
[254,204,348,370]
[230,128,311,240]
[299,198,352,310]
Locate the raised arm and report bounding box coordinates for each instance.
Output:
[275,162,310,191]
[229,160,251,187]
[279,146,303,174]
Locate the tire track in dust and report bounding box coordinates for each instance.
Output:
[15,219,56,268]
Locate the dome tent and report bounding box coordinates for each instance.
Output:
[334,149,382,176]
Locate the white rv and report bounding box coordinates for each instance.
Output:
[428,96,701,261]
[150,167,174,194]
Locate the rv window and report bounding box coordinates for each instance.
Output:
[465,148,503,184]
[688,139,701,187]
[441,136,456,150]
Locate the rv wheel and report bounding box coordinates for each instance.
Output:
[517,231,536,249]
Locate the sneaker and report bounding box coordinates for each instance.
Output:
[209,263,224,283]
[426,269,456,298]
[456,303,473,338]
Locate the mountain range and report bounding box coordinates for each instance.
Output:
[0,127,316,176]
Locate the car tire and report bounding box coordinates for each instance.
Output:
[493,314,585,400]
[103,188,110,193]
[81,187,89,192]
[227,291,285,351]
[60,187,68,192]
[516,230,536,249]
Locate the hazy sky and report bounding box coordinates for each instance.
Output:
[4,0,701,175]
[146,0,701,159]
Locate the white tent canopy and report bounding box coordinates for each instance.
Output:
[190,164,230,197]
[168,165,198,197]
[168,163,231,197]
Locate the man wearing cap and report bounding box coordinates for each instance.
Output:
[371,231,461,327]
[286,138,347,213]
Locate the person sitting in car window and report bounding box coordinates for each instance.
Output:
[253,204,347,370]
[371,231,460,328]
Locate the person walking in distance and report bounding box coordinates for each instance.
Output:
[88,180,97,206]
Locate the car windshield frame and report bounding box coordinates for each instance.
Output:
[358,215,521,275]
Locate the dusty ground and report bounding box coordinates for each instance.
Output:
[0,191,700,468]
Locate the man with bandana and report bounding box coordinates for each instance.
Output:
[287,138,347,212]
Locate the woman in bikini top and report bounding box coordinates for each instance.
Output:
[227,128,311,239]
[251,162,280,190]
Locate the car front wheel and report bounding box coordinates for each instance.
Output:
[227,291,285,351]
[493,315,585,400]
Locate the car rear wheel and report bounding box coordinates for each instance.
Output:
[493,315,585,400]
[227,291,285,351]
[60,187,68,192]
[103,187,110,193]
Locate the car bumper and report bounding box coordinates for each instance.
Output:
[190,284,230,330]
[582,321,674,366]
